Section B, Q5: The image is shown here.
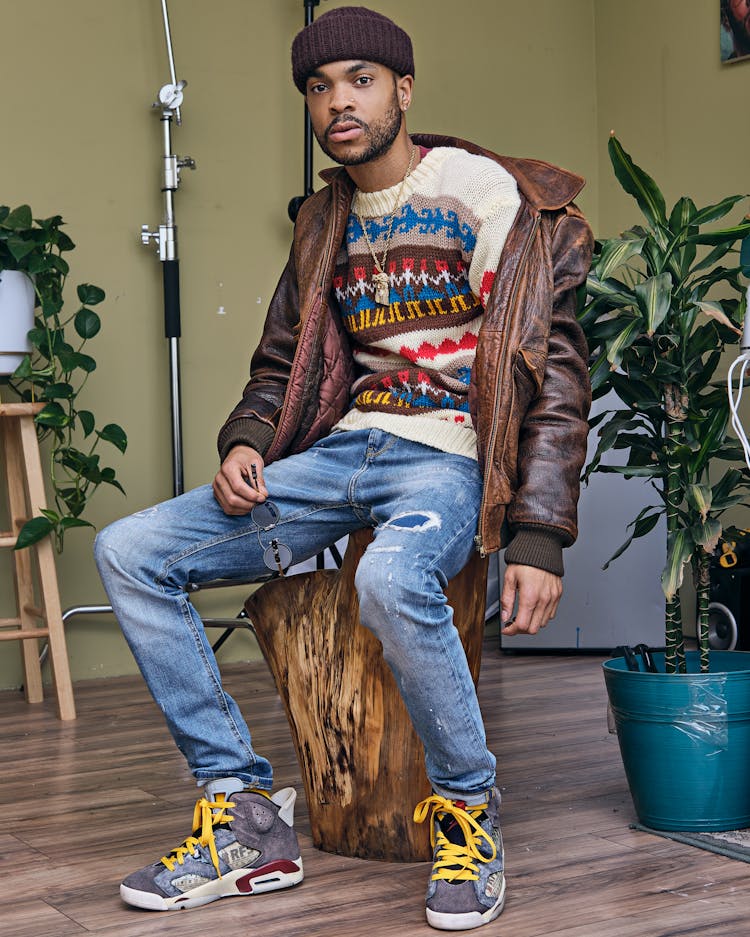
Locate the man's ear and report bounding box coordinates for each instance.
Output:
[396,74,414,111]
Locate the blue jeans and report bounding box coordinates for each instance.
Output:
[94,429,496,799]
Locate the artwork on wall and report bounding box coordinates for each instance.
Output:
[721,0,750,62]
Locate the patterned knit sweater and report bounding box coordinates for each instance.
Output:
[332,146,521,459]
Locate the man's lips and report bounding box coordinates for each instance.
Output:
[327,120,364,143]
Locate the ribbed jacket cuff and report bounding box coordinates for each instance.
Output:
[504,529,564,577]
[217,418,276,462]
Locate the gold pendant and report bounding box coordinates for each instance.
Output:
[373,271,390,305]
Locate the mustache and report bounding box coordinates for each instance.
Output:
[325,115,368,137]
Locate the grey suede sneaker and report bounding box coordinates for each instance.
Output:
[120,788,303,911]
[414,788,505,930]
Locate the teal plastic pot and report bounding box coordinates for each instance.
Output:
[603,650,750,831]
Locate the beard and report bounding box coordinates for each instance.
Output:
[315,91,403,166]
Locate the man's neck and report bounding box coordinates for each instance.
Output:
[345,131,417,193]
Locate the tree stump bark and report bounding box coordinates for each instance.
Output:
[244,527,488,862]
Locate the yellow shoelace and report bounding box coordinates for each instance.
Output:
[414,794,496,882]
[160,794,236,878]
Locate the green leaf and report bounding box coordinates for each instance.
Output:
[56,232,75,252]
[605,317,644,369]
[74,307,101,339]
[34,402,69,427]
[608,135,667,230]
[41,382,74,400]
[585,273,636,308]
[2,204,32,230]
[59,516,94,531]
[101,469,126,495]
[13,515,54,550]
[97,423,127,453]
[11,355,33,380]
[595,236,646,282]
[48,254,70,276]
[597,464,663,478]
[609,372,662,411]
[588,351,613,392]
[57,349,97,373]
[740,235,750,276]
[691,194,747,228]
[687,220,750,245]
[602,507,662,569]
[691,517,722,554]
[634,272,672,336]
[7,237,37,263]
[686,484,712,520]
[691,240,735,274]
[668,196,697,234]
[690,406,730,475]
[662,528,694,600]
[712,469,746,508]
[78,410,95,437]
[76,283,105,305]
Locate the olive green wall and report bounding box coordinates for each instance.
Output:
[0,0,744,689]
[595,0,750,237]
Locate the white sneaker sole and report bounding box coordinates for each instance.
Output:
[120,857,304,911]
[426,882,506,931]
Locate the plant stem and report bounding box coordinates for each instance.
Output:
[694,550,711,673]
[664,391,686,674]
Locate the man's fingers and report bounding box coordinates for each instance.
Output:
[499,567,518,625]
[500,565,563,635]
[213,446,267,515]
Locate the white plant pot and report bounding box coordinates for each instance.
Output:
[0,270,35,375]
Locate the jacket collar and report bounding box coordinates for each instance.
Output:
[318,132,585,211]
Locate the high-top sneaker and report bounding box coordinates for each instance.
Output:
[414,788,505,930]
[120,787,303,911]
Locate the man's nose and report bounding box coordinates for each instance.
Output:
[329,85,354,113]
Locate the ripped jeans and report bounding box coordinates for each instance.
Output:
[94,428,497,799]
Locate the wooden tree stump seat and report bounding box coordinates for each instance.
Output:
[244,527,488,862]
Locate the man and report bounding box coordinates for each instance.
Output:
[95,6,592,931]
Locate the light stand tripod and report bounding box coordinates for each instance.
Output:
[141,0,196,498]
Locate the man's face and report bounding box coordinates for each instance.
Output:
[728,0,750,45]
[304,60,408,166]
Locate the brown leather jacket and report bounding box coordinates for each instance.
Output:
[218,133,593,558]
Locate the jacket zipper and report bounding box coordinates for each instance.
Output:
[475,212,540,556]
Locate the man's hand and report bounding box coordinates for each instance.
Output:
[213,445,268,515]
[500,564,562,636]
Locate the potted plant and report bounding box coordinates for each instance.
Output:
[581,135,750,831]
[0,204,127,552]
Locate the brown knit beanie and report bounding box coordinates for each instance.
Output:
[291,6,414,93]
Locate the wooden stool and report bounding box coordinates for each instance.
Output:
[0,402,75,720]
[245,527,488,862]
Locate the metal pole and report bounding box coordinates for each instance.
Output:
[141,0,195,497]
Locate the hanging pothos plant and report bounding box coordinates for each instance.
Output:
[0,204,127,552]
[580,135,750,674]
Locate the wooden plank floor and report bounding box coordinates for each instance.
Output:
[1,637,747,937]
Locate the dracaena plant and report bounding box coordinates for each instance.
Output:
[0,204,127,552]
[579,135,750,674]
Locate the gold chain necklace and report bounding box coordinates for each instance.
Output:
[354,145,417,306]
